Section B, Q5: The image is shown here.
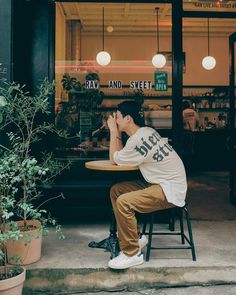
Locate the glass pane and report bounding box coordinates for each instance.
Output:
[183,17,236,130]
[184,0,236,12]
[55,2,172,157]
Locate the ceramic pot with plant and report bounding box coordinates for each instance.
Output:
[0,152,26,294]
[0,80,70,265]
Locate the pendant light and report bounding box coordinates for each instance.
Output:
[202,18,216,70]
[152,7,166,68]
[96,7,111,66]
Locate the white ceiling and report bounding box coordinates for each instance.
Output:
[58,2,236,36]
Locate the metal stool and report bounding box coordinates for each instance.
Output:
[142,206,196,261]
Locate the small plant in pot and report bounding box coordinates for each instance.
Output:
[61,73,104,141]
[61,73,82,106]
[61,72,104,110]
[0,152,26,294]
[133,89,145,107]
[0,79,70,265]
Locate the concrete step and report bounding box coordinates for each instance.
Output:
[23,266,236,294]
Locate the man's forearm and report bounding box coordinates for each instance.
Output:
[109,130,123,164]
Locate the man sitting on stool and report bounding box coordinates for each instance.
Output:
[107,101,187,269]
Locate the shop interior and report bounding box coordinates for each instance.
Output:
[54,1,236,164]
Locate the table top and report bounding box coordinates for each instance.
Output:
[85,160,139,171]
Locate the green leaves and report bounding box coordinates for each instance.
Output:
[0,95,7,107]
[61,74,81,92]
[61,73,104,110]
[0,79,69,268]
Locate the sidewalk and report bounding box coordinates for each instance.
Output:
[23,172,236,293]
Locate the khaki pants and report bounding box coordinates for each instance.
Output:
[110,180,174,256]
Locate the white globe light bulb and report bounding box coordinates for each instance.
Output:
[107,26,114,33]
[202,56,216,70]
[96,51,111,66]
[152,54,166,68]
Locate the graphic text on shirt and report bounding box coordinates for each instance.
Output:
[135,131,173,162]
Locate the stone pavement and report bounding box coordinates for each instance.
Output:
[22,172,236,293]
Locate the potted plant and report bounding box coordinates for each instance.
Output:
[0,79,70,265]
[61,74,81,93]
[133,89,145,107]
[61,73,104,141]
[0,152,26,294]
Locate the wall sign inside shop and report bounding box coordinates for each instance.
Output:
[154,72,168,92]
[130,81,152,89]
[194,2,236,9]
[108,80,122,88]
[85,80,99,89]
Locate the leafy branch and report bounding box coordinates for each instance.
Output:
[0,78,69,242]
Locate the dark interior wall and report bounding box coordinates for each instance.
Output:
[13,0,32,88]
[0,0,13,83]
[30,0,55,93]
[12,0,55,94]
[0,0,13,146]
[11,0,56,151]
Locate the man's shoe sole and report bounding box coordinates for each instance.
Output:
[108,258,144,270]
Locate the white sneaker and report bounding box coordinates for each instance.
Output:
[139,235,148,250]
[108,251,143,269]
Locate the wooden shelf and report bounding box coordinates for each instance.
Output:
[197,108,229,112]
[183,96,229,99]
[103,95,172,100]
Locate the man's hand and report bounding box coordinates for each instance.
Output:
[107,113,118,132]
[107,112,123,164]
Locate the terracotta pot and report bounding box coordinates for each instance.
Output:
[0,266,25,295]
[6,220,42,265]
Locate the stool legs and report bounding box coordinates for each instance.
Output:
[184,207,196,261]
[142,216,147,236]
[179,209,185,244]
[169,209,175,231]
[142,206,196,261]
[146,213,154,262]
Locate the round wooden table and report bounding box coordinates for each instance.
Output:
[85,160,138,257]
[85,160,138,172]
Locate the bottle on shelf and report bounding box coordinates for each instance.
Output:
[217,113,228,128]
[204,116,209,128]
[212,117,217,128]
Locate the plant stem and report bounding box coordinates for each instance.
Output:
[0,144,12,153]
[46,162,71,182]
[3,245,7,279]
[36,193,64,209]
[23,176,27,226]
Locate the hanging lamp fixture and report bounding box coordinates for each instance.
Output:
[152,7,166,68]
[96,7,111,66]
[202,18,216,70]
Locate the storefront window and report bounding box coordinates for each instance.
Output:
[182,16,236,130]
[55,2,172,157]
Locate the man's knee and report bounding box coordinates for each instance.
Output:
[110,182,128,199]
[116,194,130,212]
